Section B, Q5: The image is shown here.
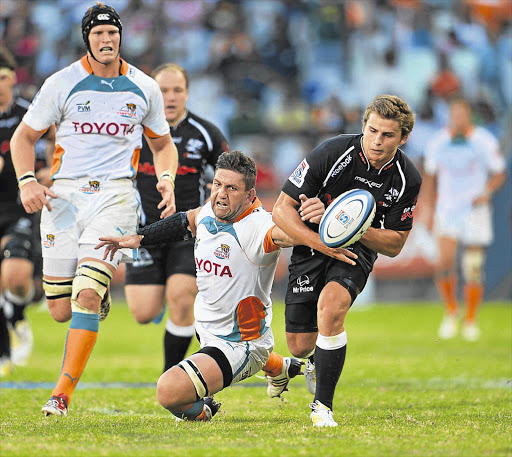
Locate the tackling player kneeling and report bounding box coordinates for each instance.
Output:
[96,151,312,421]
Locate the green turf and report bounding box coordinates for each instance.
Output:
[1,300,511,457]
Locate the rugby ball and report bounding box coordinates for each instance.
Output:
[319,189,376,248]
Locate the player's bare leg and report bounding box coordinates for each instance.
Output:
[163,274,197,371]
[435,236,459,339]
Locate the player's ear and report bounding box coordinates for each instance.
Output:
[399,133,409,146]
[248,187,256,201]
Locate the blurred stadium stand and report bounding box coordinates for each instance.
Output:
[3,0,510,301]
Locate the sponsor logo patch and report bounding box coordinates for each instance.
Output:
[354,176,382,188]
[77,101,91,112]
[401,204,415,221]
[293,275,313,293]
[289,159,309,188]
[332,155,352,176]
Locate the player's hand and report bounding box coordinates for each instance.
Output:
[298,194,325,224]
[19,181,57,213]
[156,179,176,219]
[472,192,490,206]
[95,235,142,261]
[35,167,52,187]
[322,245,358,266]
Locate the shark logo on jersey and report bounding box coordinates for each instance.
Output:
[379,187,399,207]
[289,159,309,188]
[101,79,115,89]
[43,234,55,248]
[77,101,91,112]
[117,103,137,118]
[185,138,204,156]
[132,248,154,267]
[214,244,230,259]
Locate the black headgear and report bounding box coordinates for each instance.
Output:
[81,3,123,60]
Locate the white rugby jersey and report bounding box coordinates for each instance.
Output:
[424,126,505,217]
[193,198,281,342]
[23,57,169,181]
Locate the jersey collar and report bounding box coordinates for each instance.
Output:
[234,197,262,223]
[80,55,129,76]
[359,136,398,175]
[171,110,189,130]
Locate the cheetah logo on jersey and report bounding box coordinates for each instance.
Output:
[214,243,230,260]
[79,180,101,194]
[43,234,55,248]
[117,103,137,118]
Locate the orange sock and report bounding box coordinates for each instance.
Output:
[262,352,283,377]
[436,275,458,315]
[464,282,484,323]
[52,312,99,404]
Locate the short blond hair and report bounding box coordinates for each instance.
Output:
[363,94,415,139]
[151,63,189,89]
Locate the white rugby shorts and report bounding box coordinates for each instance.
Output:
[195,321,274,385]
[434,203,493,246]
[41,178,140,277]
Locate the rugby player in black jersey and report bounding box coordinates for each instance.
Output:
[0,47,52,376]
[125,63,229,372]
[273,94,422,427]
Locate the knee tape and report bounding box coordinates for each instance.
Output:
[71,261,113,302]
[43,278,73,301]
[462,250,484,283]
[178,359,209,401]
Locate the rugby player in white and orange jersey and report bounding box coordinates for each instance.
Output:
[423,96,506,341]
[10,2,178,416]
[96,150,340,421]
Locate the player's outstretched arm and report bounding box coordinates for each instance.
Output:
[11,122,57,213]
[95,234,142,261]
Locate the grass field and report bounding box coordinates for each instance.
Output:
[0,299,511,457]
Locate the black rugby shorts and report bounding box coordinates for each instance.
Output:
[125,238,196,285]
[285,246,370,333]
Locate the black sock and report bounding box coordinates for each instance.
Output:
[163,330,193,373]
[2,290,30,327]
[0,305,11,358]
[8,303,26,327]
[314,344,347,410]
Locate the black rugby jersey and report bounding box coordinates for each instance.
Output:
[0,97,31,215]
[136,110,229,224]
[283,133,422,268]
